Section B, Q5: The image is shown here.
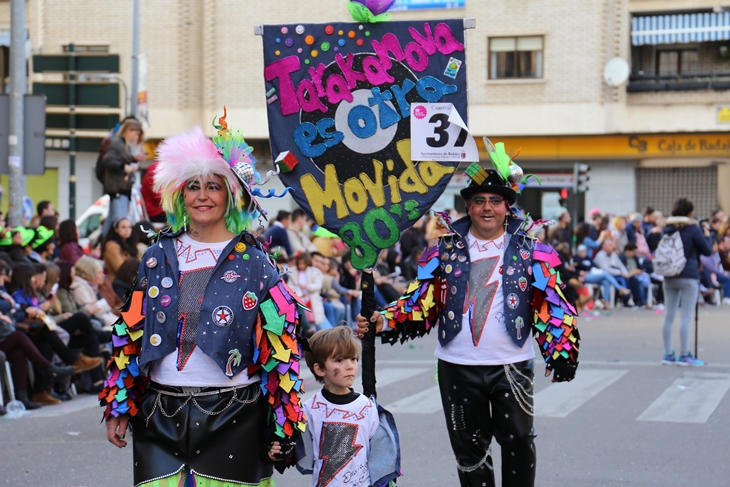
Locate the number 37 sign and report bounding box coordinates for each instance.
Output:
[410,103,479,162]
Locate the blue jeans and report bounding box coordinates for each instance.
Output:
[662,278,699,356]
[323,301,347,327]
[584,270,625,302]
[629,273,650,306]
[102,194,130,237]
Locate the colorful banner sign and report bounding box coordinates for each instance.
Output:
[262,19,468,269]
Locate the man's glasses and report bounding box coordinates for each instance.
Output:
[470,196,505,208]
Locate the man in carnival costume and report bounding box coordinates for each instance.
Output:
[358,143,580,487]
[102,110,306,487]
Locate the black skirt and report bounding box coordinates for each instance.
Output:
[131,381,273,486]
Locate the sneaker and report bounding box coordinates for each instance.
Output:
[677,353,705,367]
[662,352,677,365]
[723,297,730,306]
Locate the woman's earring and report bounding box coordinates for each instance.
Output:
[504,215,509,230]
[183,215,187,232]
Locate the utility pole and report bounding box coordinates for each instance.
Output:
[130,0,140,117]
[8,0,26,226]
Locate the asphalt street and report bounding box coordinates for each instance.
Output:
[1,305,729,487]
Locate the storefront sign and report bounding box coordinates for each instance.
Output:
[261,19,467,269]
[484,133,730,160]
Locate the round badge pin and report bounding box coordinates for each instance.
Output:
[161,277,174,289]
[212,306,234,327]
[139,277,148,289]
[146,257,157,269]
[148,286,160,299]
[234,242,247,253]
[160,295,172,307]
[150,334,161,347]
[445,264,453,274]
[156,311,166,323]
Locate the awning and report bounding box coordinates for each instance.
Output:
[631,12,730,45]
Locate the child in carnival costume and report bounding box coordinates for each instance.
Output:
[275,326,400,487]
[101,109,307,487]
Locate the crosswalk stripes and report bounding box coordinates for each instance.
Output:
[15,363,730,423]
[534,369,629,418]
[384,386,442,414]
[637,372,730,423]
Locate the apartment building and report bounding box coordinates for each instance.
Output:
[0,0,727,220]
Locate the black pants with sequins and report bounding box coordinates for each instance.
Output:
[437,359,536,487]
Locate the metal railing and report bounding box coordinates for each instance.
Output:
[627,72,730,92]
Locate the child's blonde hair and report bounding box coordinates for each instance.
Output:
[304,326,361,384]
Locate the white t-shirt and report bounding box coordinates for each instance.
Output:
[303,390,379,487]
[150,233,258,387]
[435,231,535,366]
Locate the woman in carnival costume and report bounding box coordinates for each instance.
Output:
[102,110,306,487]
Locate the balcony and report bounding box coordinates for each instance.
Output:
[627,73,730,92]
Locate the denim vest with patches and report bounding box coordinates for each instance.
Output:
[436,216,535,348]
[136,229,280,377]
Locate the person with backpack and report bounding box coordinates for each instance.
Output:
[100,118,144,237]
[657,198,712,366]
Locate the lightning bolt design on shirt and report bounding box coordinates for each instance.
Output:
[464,256,500,346]
[317,422,362,487]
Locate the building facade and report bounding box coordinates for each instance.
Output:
[0,0,727,221]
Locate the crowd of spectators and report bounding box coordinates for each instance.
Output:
[549,205,730,310]
[0,201,155,415]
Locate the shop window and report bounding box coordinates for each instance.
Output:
[489,36,543,79]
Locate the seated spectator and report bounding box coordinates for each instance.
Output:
[611,216,629,254]
[641,207,657,236]
[4,227,35,264]
[101,217,136,282]
[0,315,75,410]
[374,249,407,304]
[719,235,730,272]
[399,216,428,262]
[131,220,155,258]
[311,252,348,327]
[311,226,339,258]
[700,238,730,305]
[112,257,140,300]
[594,240,634,306]
[58,219,86,264]
[28,226,56,263]
[56,261,104,331]
[9,263,103,404]
[646,212,665,254]
[287,252,331,332]
[0,260,15,315]
[554,243,589,309]
[576,222,608,257]
[72,256,119,328]
[576,244,631,308]
[401,245,425,282]
[287,208,318,256]
[549,211,572,246]
[619,242,653,308]
[264,210,292,259]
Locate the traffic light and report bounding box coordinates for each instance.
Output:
[559,188,570,208]
[574,163,590,194]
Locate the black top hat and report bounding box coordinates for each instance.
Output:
[460,169,517,205]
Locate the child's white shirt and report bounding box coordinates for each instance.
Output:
[302,389,379,487]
